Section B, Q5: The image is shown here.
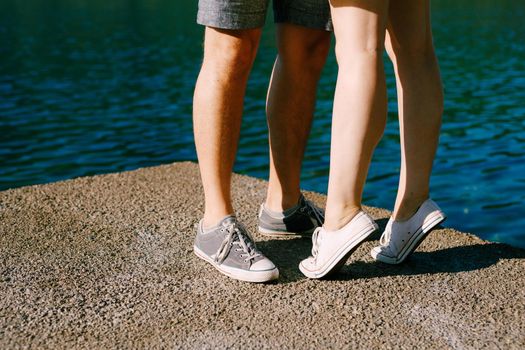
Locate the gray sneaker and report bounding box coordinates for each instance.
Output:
[258,195,324,237]
[194,216,279,283]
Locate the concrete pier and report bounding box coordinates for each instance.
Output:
[1,162,524,349]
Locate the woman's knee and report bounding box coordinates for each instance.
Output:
[334,40,384,68]
[386,30,437,66]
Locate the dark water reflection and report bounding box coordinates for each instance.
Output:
[1,0,524,248]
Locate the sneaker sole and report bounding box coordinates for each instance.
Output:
[299,223,378,279]
[258,226,315,238]
[193,245,279,283]
[372,211,446,265]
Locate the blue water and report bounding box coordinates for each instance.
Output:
[1,0,524,248]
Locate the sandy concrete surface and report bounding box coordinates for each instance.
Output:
[0,162,524,349]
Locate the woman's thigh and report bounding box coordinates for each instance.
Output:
[387,0,433,54]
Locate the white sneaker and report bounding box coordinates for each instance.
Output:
[371,199,446,264]
[299,211,378,279]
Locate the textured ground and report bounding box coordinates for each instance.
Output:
[1,162,524,349]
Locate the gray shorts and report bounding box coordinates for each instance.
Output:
[197,0,332,31]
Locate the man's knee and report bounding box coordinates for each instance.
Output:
[202,27,261,79]
[277,27,331,75]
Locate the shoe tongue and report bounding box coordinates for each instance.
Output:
[283,195,305,216]
[219,215,237,226]
[219,216,244,242]
[298,194,306,204]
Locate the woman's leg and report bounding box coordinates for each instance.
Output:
[385,0,443,221]
[324,0,390,231]
[299,0,390,278]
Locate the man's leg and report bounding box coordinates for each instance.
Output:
[265,24,331,211]
[193,27,261,227]
[193,1,279,283]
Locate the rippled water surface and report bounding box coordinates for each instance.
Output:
[1,0,524,248]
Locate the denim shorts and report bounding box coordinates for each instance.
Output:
[197,0,332,31]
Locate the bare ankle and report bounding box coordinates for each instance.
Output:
[202,211,234,229]
[265,192,301,212]
[323,206,362,231]
[393,196,429,221]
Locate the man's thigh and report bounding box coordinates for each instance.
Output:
[197,0,270,30]
[273,0,332,32]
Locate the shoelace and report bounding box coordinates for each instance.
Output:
[310,227,323,260]
[301,198,325,226]
[215,222,261,264]
[379,221,392,246]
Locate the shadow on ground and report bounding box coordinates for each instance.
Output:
[335,243,525,281]
[258,218,525,284]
